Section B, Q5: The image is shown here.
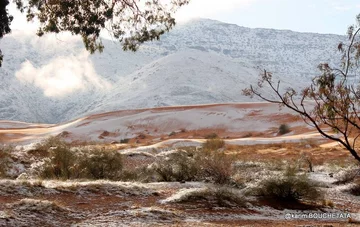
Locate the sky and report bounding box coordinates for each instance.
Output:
[175,0,360,35]
[8,0,360,35]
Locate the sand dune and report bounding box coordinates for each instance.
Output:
[0,102,331,145]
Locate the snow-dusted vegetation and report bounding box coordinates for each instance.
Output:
[0,136,359,226]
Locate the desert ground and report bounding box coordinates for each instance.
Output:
[0,103,359,226]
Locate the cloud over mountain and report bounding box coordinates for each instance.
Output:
[15,51,111,98]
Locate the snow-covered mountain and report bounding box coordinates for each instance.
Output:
[0,18,345,123]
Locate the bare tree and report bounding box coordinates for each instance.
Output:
[243,15,360,163]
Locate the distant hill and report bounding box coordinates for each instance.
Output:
[0,18,344,123]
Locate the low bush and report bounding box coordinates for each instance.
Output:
[35,136,68,151]
[202,138,225,151]
[78,148,123,180]
[137,133,146,139]
[278,124,291,135]
[41,146,123,180]
[120,167,152,182]
[120,138,130,144]
[165,186,246,208]
[0,145,12,178]
[151,148,236,186]
[198,150,234,185]
[255,168,322,202]
[41,145,76,180]
[153,151,199,182]
[204,133,219,139]
[347,179,360,196]
[169,131,176,136]
[214,187,247,207]
[335,168,360,185]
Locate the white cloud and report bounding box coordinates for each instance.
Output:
[174,0,257,22]
[15,52,111,98]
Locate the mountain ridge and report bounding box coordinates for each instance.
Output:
[0,18,346,123]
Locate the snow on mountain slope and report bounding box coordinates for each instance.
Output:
[82,49,310,117]
[0,32,160,123]
[0,19,345,123]
[153,19,344,76]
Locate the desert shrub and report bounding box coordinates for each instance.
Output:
[297,153,314,172]
[169,131,176,136]
[255,168,322,202]
[334,168,360,185]
[153,151,199,182]
[197,150,235,185]
[347,179,360,196]
[202,138,225,151]
[35,136,68,152]
[0,145,12,178]
[120,138,130,144]
[41,145,77,180]
[242,132,253,138]
[214,187,247,207]
[120,167,152,182]
[180,128,186,133]
[278,124,291,135]
[41,146,123,180]
[78,148,123,180]
[137,133,146,139]
[204,133,219,139]
[165,186,246,208]
[149,148,236,186]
